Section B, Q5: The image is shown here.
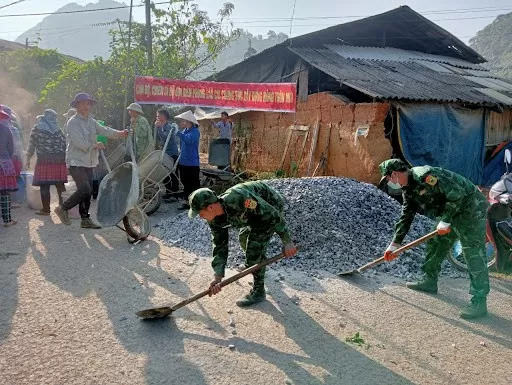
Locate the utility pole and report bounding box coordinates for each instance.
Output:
[145,0,153,69]
[122,0,134,131]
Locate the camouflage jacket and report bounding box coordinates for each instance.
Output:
[393,166,485,244]
[209,181,292,277]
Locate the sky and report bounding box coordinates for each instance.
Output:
[0,0,511,45]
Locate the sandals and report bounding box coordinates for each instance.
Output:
[4,220,17,227]
[35,210,51,216]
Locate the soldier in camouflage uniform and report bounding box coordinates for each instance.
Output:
[379,159,490,319]
[188,181,297,307]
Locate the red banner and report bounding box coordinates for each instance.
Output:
[134,76,296,112]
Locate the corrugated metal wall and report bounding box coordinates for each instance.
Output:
[486,109,512,146]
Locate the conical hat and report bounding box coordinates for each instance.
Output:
[175,110,198,126]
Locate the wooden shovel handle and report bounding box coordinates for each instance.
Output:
[170,246,301,311]
[356,230,438,273]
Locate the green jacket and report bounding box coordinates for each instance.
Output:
[393,166,485,244]
[133,115,154,160]
[209,181,292,277]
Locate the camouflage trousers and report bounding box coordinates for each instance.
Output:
[423,194,490,298]
[239,227,274,289]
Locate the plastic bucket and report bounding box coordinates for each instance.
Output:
[12,174,27,203]
[24,172,43,210]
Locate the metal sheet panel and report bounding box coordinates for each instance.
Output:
[289,46,512,106]
[324,44,485,70]
[476,89,512,105]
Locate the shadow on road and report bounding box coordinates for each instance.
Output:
[177,280,415,385]
[384,289,512,350]
[30,222,214,385]
[0,210,29,344]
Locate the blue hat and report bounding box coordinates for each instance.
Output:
[70,93,97,108]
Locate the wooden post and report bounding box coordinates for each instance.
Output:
[279,129,293,170]
[307,119,320,176]
[296,130,309,175]
[145,0,153,69]
[122,0,134,131]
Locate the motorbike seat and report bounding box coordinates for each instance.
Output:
[496,219,512,240]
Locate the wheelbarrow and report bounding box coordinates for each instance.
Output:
[96,134,151,243]
[200,138,245,193]
[137,127,181,215]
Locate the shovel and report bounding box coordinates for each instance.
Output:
[136,246,301,320]
[338,230,438,276]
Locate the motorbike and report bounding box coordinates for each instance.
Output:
[450,149,512,272]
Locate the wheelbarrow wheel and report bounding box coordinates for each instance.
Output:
[123,206,151,241]
[139,185,162,216]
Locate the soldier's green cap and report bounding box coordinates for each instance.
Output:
[188,188,219,218]
[379,159,409,176]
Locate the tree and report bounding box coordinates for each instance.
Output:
[267,30,277,40]
[244,39,257,60]
[40,1,238,127]
[277,32,289,40]
[0,48,70,95]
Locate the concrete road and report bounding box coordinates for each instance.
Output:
[1,204,511,385]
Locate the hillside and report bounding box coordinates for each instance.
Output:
[13,0,286,76]
[470,11,512,79]
[0,38,26,52]
[16,0,129,60]
[190,30,288,80]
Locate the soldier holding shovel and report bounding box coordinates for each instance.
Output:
[188,181,297,307]
[379,159,490,319]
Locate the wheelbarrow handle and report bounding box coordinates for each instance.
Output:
[356,230,439,273]
[99,150,111,173]
[169,246,301,312]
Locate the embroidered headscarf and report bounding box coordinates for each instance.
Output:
[38,109,61,134]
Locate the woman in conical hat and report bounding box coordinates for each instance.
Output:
[174,110,200,210]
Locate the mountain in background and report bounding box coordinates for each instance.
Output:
[470,11,512,80]
[16,0,129,60]
[14,0,287,77]
[189,30,288,80]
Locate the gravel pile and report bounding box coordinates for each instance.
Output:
[158,177,460,279]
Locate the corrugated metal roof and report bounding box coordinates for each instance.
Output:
[195,107,249,121]
[325,45,485,70]
[476,89,512,106]
[289,45,512,106]
[463,76,512,92]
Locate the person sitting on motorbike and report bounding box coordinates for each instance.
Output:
[379,159,490,319]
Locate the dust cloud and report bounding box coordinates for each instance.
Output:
[0,70,37,136]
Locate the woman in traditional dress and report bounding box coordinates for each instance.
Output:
[0,108,18,227]
[26,109,67,216]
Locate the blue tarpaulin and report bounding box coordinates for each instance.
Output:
[482,141,512,187]
[398,103,486,184]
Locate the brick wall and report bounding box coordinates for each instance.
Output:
[199,92,392,184]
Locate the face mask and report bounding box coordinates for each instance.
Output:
[387,176,402,190]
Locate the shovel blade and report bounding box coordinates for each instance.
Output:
[136,307,173,320]
[338,269,359,277]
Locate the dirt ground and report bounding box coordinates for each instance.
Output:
[1,202,511,385]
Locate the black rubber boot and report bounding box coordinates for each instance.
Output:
[406,275,438,294]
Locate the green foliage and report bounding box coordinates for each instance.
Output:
[345,332,366,347]
[0,48,69,94]
[40,1,238,126]
[248,169,287,181]
[470,12,512,80]
[40,57,128,127]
